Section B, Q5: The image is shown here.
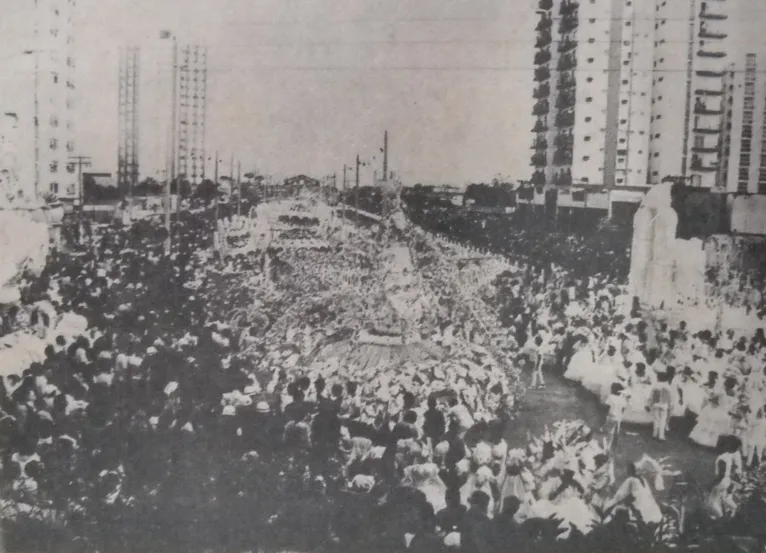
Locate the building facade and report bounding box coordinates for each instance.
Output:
[531,0,765,191]
[0,0,77,203]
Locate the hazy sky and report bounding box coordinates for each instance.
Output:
[69,0,536,185]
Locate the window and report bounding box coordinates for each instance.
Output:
[586,77,593,82]
[50,182,59,194]
[623,60,630,66]
[588,58,594,63]
[586,97,593,102]
[588,38,595,43]
[589,18,596,23]
[694,135,705,148]
[620,118,627,124]
[49,161,58,173]
[619,138,626,143]
[623,41,630,46]
[653,171,659,176]
[583,156,590,161]
[49,138,58,150]
[621,99,628,104]
[584,136,592,142]
[50,116,58,127]
[617,178,624,183]
[625,21,631,26]
[585,116,592,122]
[622,79,629,85]
[67,163,75,174]
[66,140,75,153]
[654,152,660,157]
[655,133,660,138]
[52,73,58,84]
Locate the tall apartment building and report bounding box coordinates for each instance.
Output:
[0,0,77,202]
[137,38,208,185]
[531,0,761,191]
[139,37,176,184]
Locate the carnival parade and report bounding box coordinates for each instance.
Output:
[0,180,763,553]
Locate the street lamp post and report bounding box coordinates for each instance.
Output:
[22,50,40,199]
[160,31,178,253]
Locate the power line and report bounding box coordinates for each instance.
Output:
[218,15,766,25]
[120,36,766,50]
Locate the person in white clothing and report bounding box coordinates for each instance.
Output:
[649,373,673,441]
[604,460,663,525]
[603,383,627,450]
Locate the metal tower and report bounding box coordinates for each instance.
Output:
[177,45,207,185]
[118,46,140,197]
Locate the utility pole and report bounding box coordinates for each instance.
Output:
[68,155,92,208]
[214,150,219,223]
[383,130,388,183]
[355,154,361,225]
[236,160,242,216]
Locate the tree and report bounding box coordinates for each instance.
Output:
[134,178,162,196]
[195,179,218,203]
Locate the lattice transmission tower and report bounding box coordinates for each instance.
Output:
[177,45,207,185]
[117,46,140,197]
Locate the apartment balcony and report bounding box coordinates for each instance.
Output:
[532,99,551,116]
[552,148,573,167]
[700,9,727,20]
[559,14,578,34]
[533,83,550,99]
[557,38,577,53]
[698,50,726,58]
[690,155,718,172]
[694,100,723,116]
[696,69,724,78]
[552,169,572,185]
[534,49,552,66]
[691,143,721,154]
[695,88,723,96]
[531,137,548,150]
[560,0,579,16]
[539,0,553,10]
[555,110,575,128]
[530,169,546,185]
[534,66,551,82]
[535,30,552,49]
[554,132,574,149]
[557,54,577,71]
[532,118,549,133]
[531,152,548,167]
[536,16,553,32]
[555,92,576,109]
[557,75,576,90]
[699,29,727,40]
[693,126,722,134]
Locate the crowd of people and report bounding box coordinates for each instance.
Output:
[0,191,764,553]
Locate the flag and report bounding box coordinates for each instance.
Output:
[159,30,172,39]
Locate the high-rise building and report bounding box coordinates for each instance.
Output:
[531,0,763,191]
[137,38,207,186]
[0,0,77,202]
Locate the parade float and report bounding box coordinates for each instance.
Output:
[628,182,763,333]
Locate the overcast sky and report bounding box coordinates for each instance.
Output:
[68,0,535,185]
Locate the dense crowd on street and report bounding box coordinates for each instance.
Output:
[0,193,764,553]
